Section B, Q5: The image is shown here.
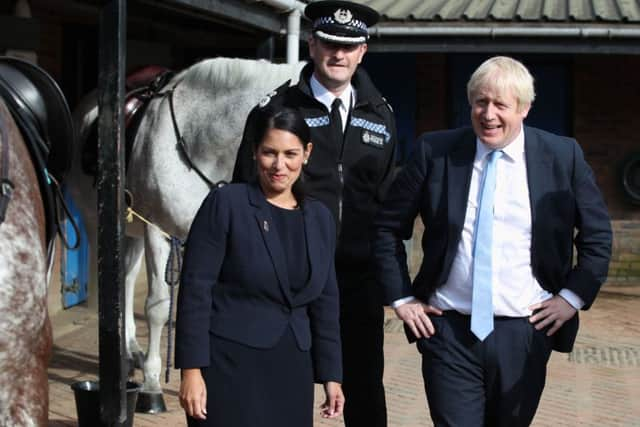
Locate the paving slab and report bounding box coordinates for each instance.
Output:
[48,283,640,426]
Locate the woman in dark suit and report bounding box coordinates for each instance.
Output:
[175,107,344,426]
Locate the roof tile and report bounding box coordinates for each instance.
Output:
[516,0,543,21]
[357,0,640,24]
[489,0,519,21]
[618,0,640,21]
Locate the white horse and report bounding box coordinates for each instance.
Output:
[69,57,305,406]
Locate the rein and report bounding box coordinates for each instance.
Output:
[157,82,218,189]
[0,113,14,225]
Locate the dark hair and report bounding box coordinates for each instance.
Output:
[253,106,311,206]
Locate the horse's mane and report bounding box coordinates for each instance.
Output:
[179,57,305,93]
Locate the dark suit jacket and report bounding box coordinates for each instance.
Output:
[373,126,612,352]
[175,183,342,382]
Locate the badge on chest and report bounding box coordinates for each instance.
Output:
[361,129,385,148]
[350,116,390,149]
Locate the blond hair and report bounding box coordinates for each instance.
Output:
[467,56,535,111]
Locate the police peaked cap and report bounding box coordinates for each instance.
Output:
[305,0,379,45]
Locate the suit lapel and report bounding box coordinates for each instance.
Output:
[447,131,476,237]
[443,131,476,277]
[294,204,329,301]
[524,126,552,228]
[248,184,293,305]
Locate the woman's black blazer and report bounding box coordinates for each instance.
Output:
[175,183,342,383]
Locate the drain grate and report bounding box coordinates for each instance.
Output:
[568,346,640,367]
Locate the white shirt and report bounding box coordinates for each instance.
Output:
[310,74,353,132]
[395,127,583,314]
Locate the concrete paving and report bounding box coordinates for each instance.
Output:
[48,283,640,426]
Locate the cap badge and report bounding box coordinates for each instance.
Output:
[334,8,353,24]
[258,95,271,108]
[258,90,278,108]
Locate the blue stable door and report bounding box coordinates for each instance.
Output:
[61,188,89,308]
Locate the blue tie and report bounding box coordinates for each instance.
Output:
[471,150,502,341]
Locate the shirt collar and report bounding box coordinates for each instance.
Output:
[475,126,525,162]
[310,73,353,113]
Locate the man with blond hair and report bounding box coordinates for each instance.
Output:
[373,56,612,426]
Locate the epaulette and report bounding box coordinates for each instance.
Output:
[257,79,293,108]
[381,96,394,113]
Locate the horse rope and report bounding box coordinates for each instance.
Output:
[122,198,181,382]
[161,181,226,383]
[125,205,172,241]
[164,235,183,383]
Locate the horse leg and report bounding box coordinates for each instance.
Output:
[124,236,145,374]
[24,312,52,427]
[0,311,52,427]
[141,225,171,396]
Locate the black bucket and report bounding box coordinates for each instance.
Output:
[70,380,141,427]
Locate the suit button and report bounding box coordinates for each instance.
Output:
[282,306,291,314]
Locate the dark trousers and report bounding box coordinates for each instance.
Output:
[337,264,387,427]
[418,311,553,427]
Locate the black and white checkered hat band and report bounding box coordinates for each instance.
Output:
[313,16,368,31]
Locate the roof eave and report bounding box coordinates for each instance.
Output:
[371,23,640,38]
[365,23,640,54]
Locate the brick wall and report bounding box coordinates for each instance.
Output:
[608,221,640,284]
[574,55,640,284]
[573,55,640,220]
[415,53,448,135]
[407,54,448,278]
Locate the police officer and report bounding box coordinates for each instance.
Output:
[233,2,397,426]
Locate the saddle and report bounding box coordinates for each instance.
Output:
[80,66,175,178]
[0,56,75,246]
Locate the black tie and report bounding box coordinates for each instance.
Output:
[331,98,343,141]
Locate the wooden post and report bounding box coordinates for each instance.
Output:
[97,0,127,424]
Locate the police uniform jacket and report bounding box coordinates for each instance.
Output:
[233,62,398,265]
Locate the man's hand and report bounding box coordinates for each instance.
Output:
[394,301,443,339]
[529,295,577,336]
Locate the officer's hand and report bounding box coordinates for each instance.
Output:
[529,295,577,336]
[394,301,442,339]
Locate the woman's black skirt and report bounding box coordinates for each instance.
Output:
[186,326,314,427]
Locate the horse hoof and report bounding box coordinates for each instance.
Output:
[135,391,167,414]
